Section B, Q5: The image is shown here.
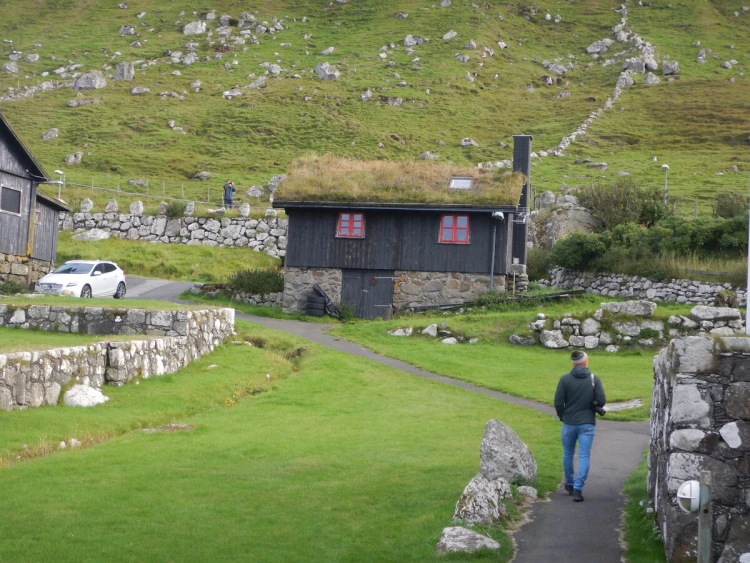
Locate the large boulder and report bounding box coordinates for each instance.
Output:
[539,330,569,349]
[42,127,59,140]
[72,70,107,90]
[689,306,741,323]
[530,207,603,249]
[64,385,109,407]
[435,527,500,555]
[479,419,537,483]
[183,21,207,35]
[453,473,511,524]
[80,198,94,213]
[314,62,340,80]
[72,229,110,241]
[600,300,656,317]
[113,61,134,80]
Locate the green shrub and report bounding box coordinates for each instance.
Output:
[546,232,607,271]
[526,248,550,281]
[577,179,668,230]
[0,279,29,295]
[337,303,358,323]
[713,191,748,219]
[165,201,187,217]
[227,269,284,295]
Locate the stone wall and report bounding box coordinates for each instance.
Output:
[59,212,288,258]
[0,305,234,410]
[190,283,283,308]
[393,271,501,309]
[540,267,746,306]
[282,267,342,313]
[649,336,750,562]
[0,254,52,285]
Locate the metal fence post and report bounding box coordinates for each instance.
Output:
[698,470,712,563]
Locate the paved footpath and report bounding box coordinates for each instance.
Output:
[129,278,651,562]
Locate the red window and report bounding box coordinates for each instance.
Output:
[337,212,365,238]
[439,214,470,244]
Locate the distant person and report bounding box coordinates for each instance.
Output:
[554,350,606,502]
[223,180,235,209]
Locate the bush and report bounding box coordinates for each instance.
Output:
[337,303,358,323]
[0,279,29,295]
[546,232,607,271]
[166,201,187,217]
[227,269,284,295]
[714,191,748,219]
[526,248,550,281]
[577,179,668,230]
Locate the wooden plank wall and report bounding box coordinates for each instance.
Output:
[0,169,30,256]
[285,209,512,274]
[32,203,58,262]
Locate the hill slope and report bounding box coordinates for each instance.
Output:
[0,0,747,212]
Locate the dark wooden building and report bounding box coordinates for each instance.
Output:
[0,112,69,285]
[274,136,532,318]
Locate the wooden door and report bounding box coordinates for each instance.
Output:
[341,269,394,319]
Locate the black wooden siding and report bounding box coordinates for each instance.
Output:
[32,203,58,262]
[0,170,30,257]
[285,209,514,274]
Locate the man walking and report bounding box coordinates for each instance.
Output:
[223,180,235,209]
[554,350,606,502]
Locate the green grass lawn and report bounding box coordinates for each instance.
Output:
[331,296,690,421]
[0,320,561,561]
[57,230,280,282]
[0,326,121,353]
[622,455,667,563]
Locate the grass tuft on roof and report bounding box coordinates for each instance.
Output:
[274,154,525,206]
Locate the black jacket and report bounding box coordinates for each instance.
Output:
[554,366,606,425]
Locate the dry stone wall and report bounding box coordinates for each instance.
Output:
[393,271,502,309]
[541,267,746,306]
[0,304,234,410]
[282,267,342,313]
[0,254,53,284]
[59,212,288,258]
[649,336,750,562]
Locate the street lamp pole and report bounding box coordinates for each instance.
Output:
[54,170,64,200]
[662,164,670,206]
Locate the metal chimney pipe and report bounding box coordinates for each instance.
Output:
[511,135,533,266]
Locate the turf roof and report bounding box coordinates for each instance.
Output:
[274,154,525,207]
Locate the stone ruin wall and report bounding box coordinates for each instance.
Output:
[0,254,53,285]
[649,336,750,562]
[59,211,288,258]
[0,304,234,410]
[541,267,746,306]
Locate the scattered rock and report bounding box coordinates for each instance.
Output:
[72,71,107,90]
[113,61,134,80]
[80,198,94,213]
[509,334,536,346]
[443,30,457,40]
[517,485,538,499]
[42,127,59,140]
[319,46,334,55]
[453,474,511,524]
[193,171,212,181]
[129,200,144,216]
[183,21,207,35]
[64,152,83,165]
[422,324,438,337]
[436,527,499,555]
[663,61,680,75]
[131,85,150,95]
[388,327,413,337]
[104,199,118,213]
[314,62,340,80]
[460,138,478,147]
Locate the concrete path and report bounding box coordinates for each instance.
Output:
[132,278,651,562]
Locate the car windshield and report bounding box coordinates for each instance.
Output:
[53,262,94,275]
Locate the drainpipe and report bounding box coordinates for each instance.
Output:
[489,212,505,291]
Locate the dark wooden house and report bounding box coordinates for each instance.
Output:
[274,135,532,318]
[0,112,69,285]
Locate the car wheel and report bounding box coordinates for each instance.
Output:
[114,282,126,299]
[81,285,92,298]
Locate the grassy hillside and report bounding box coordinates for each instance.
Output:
[0,0,747,214]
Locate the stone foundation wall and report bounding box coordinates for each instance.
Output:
[541,267,746,305]
[282,267,342,313]
[393,271,503,309]
[649,336,750,562]
[0,254,52,285]
[59,212,288,258]
[0,305,234,410]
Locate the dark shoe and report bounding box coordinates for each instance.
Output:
[573,490,584,502]
[564,484,574,495]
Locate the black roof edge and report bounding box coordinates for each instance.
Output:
[272,201,520,213]
[0,111,49,181]
[36,191,71,212]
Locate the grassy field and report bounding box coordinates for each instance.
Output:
[331,295,692,421]
[0,326,131,353]
[0,0,746,215]
[622,455,667,563]
[57,230,280,282]
[0,320,561,561]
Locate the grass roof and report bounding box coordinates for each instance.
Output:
[274,154,525,207]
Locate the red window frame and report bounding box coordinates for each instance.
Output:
[439,214,470,244]
[336,212,365,238]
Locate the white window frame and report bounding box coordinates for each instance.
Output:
[0,185,23,217]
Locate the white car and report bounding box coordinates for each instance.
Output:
[35,260,127,299]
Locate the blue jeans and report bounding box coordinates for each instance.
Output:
[562,423,596,491]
